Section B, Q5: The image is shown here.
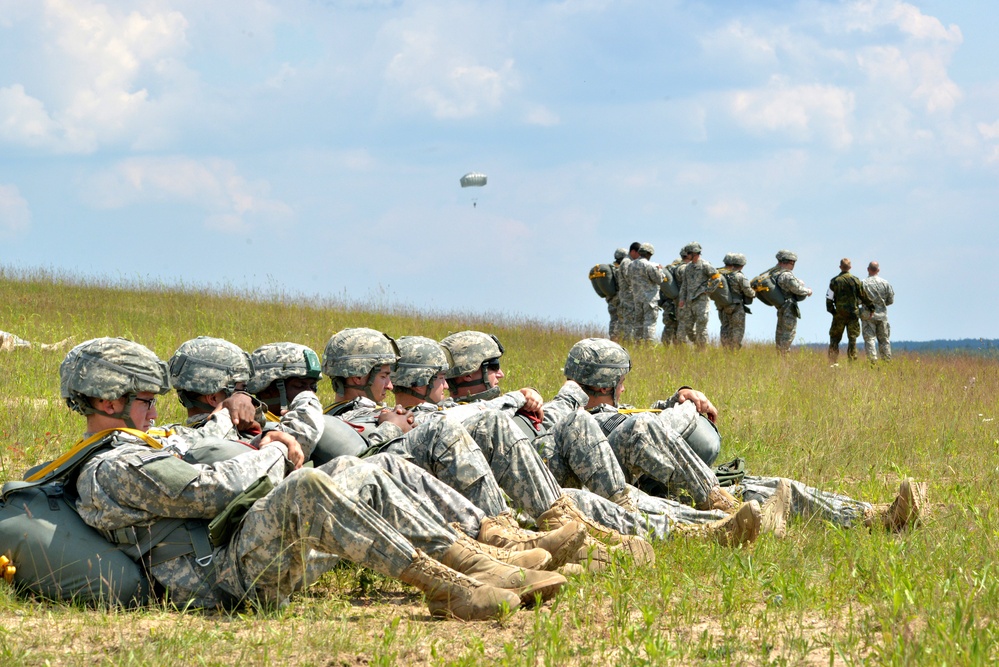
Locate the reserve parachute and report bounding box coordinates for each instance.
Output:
[588,263,617,298]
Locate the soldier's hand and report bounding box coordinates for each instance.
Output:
[259,430,305,470]
[218,392,258,430]
[519,388,544,417]
[676,388,719,423]
[378,406,414,433]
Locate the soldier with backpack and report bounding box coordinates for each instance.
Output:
[676,242,722,348]
[771,250,813,353]
[715,253,756,349]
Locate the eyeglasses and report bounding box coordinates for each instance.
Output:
[133,397,157,409]
[483,359,501,372]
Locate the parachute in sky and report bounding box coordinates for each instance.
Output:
[460,172,487,188]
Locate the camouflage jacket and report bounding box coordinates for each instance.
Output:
[325,396,406,446]
[826,271,874,317]
[861,275,894,321]
[774,269,811,301]
[74,431,293,608]
[627,258,665,302]
[720,268,755,306]
[678,259,721,302]
[411,391,529,425]
[616,257,634,299]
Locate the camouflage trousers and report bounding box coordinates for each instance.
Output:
[616,292,635,341]
[660,301,678,345]
[563,485,726,541]
[862,319,892,361]
[381,416,508,517]
[219,462,456,606]
[461,410,562,518]
[607,295,622,340]
[733,475,872,528]
[539,410,630,502]
[631,293,660,343]
[829,312,861,362]
[677,295,710,347]
[718,304,747,349]
[606,412,718,508]
[775,302,799,352]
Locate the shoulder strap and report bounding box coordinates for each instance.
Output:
[23,428,164,484]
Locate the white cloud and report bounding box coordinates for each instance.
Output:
[978,120,999,141]
[524,105,560,127]
[705,197,750,220]
[83,157,293,230]
[0,184,31,237]
[0,0,189,153]
[730,77,855,147]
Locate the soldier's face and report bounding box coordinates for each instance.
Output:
[428,371,448,403]
[368,365,394,402]
[613,379,626,405]
[129,391,159,431]
[284,376,319,402]
[483,359,503,387]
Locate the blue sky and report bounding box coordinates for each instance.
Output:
[2,0,997,344]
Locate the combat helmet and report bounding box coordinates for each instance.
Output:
[722,253,747,267]
[169,337,253,410]
[613,248,627,262]
[391,336,450,400]
[776,249,798,263]
[563,338,631,403]
[638,242,655,258]
[439,331,505,402]
[60,337,170,427]
[322,328,400,399]
[247,342,322,412]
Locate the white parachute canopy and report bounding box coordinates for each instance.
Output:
[460,172,487,188]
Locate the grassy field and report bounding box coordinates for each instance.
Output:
[1,269,998,666]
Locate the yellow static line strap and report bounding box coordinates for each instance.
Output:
[24,428,164,483]
[615,408,662,414]
[0,555,14,584]
[265,411,280,423]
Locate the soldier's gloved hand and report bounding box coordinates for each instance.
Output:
[518,388,544,418]
[676,388,719,423]
[378,406,414,433]
[259,430,305,470]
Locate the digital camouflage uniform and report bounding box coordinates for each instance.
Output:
[826,268,874,363]
[733,475,873,528]
[677,254,720,347]
[627,249,664,343]
[607,249,626,340]
[615,256,635,341]
[773,267,811,353]
[659,259,683,346]
[862,273,895,361]
[717,260,755,349]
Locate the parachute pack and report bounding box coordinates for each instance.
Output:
[0,428,163,606]
[708,270,734,308]
[588,263,617,298]
[751,267,787,307]
[659,265,679,301]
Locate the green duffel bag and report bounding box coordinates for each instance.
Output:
[0,482,151,606]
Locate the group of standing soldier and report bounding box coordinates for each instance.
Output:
[601,245,894,358]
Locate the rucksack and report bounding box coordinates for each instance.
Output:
[588,263,617,298]
[709,270,735,308]
[659,264,679,301]
[751,267,787,307]
[0,428,163,606]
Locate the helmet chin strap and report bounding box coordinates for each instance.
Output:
[109,393,138,428]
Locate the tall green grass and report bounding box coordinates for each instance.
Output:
[2,269,998,665]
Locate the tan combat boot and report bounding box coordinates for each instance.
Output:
[438,538,567,606]
[760,479,792,539]
[863,478,928,532]
[674,500,762,546]
[535,495,656,566]
[477,512,586,569]
[449,524,552,571]
[697,486,741,513]
[399,549,520,620]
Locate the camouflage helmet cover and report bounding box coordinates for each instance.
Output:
[392,336,449,388]
[613,247,627,261]
[776,249,798,262]
[638,242,655,256]
[687,241,703,254]
[169,336,252,396]
[439,331,504,378]
[563,338,631,388]
[60,337,170,414]
[247,342,321,394]
[722,252,747,267]
[321,328,400,381]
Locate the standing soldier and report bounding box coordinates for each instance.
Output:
[861,261,895,362]
[717,253,756,349]
[676,242,721,348]
[627,243,664,343]
[616,242,641,341]
[773,250,813,353]
[660,246,690,345]
[607,248,627,341]
[826,258,875,364]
